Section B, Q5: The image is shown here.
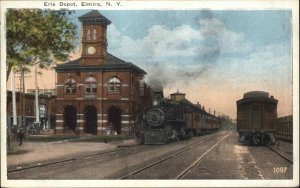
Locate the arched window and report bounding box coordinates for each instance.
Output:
[65,78,77,94]
[93,29,97,40]
[108,77,121,94]
[87,29,91,41]
[85,76,97,96]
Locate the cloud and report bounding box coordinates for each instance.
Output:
[107,18,252,89]
[106,18,292,118]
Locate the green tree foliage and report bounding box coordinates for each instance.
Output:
[6,9,77,80]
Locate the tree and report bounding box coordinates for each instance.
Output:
[6,9,77,80]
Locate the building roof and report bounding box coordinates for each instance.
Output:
[55,53,146,75]
[78,10,111,25]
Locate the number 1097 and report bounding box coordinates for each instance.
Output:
[273,167,287,173]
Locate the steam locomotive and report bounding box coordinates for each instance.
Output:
[138,90,220,144]
[237,91,278,145]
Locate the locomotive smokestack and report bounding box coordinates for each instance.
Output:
[152,88,164,106]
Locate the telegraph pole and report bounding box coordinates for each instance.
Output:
[21,68,26,129]
[12,71,17,127]
[8,71,17,150]
[35,64,40,129]
[16,68,26,129]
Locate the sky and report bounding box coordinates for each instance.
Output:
[7,10,293,119]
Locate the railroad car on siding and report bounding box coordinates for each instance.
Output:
[236,91,278,145]
[275,115,293,142]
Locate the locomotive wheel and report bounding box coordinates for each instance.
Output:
[189,130,194,137]
[252,136,260,145]
[165,125,172,140]
[179,127,186,140]
[171,129,178,141]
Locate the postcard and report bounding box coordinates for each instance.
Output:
[1,0,299,187]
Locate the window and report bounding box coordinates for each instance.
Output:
[65,78,77,94]
[87,29,91,41]
[93,29,97,40]
[85,76,97,96]
[108,77,121,94]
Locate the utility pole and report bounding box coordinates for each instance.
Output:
[8,71,17,150]
[21,68,26,129]
[12,72,17,126]
[16,68,26,129]
[35,64,40,130]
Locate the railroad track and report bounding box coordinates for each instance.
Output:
[7,144,144,174]
[176,131,231,179]
[267,144,293,164]
[118,131,232,179]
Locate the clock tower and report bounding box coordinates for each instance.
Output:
[79,10,111,65]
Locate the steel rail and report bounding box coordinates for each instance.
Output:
[175,131,232,179]
[118,131,229,179]
[7,144,144,173]
[267,144,293,164]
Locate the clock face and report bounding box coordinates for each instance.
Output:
[87,46,96,55]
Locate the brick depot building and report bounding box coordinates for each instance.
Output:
[55,10,149,135]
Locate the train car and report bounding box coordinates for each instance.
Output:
[275,115,293,142]
[236,91,278,145]
[142,90,220,144]
[193,103,220,135]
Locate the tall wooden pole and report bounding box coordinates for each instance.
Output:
[12,71,17,126]
[8,71,17,150]
[35,64,40,127]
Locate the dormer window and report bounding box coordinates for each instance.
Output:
[108,77,121,94]
[85,76,97,96]
[65,78,77,94]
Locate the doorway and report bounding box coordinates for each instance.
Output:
[108,106,122,135]
[84,105,98,135]
[63,105,77,131]
[252,105,262,129]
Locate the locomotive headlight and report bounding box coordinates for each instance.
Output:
[146,108,165,127]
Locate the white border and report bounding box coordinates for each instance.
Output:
[1,0,299,187]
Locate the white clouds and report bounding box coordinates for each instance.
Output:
[106,18,291,118]
[108,18,252,62]
[107,18,255,89]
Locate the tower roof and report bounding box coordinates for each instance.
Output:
[78,10,111,25]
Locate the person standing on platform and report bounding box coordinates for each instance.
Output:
[17,129,25,146]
